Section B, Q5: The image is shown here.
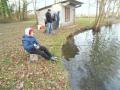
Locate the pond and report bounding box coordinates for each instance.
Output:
[62,23,120,90]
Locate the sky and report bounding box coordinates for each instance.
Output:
[76,0,96,16]
[9,0,96,16]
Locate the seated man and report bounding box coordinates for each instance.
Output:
[22,27,57,61]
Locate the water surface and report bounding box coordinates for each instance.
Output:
[62,23,120,90]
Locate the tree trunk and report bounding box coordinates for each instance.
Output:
[18,0,21,20]
[32,0,38,25]
[22,0,27,20]
[93,0,112,31]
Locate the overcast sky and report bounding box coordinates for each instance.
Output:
[76,0,96,16]
[9,0,96,16]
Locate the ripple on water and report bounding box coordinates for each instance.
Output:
[62,23,120,90]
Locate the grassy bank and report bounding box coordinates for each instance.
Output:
[0,18,88,90]
[75,17,95,27]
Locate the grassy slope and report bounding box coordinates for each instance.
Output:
[75,17,95,27]
[0,18,93,90]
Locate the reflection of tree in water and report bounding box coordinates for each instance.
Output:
[80,30,119,90]
[62,36,79,60]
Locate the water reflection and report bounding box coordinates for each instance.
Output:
[62,36,79,60]
[62,23,120,90]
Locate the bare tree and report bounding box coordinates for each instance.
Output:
[18,0,21,20]
[22,0,27,20]
[32,0,38,24]
[93,0,108,31]
[114,0,120,17]
[93,0,119,31]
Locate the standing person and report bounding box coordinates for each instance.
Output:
[44,18,47,33]
[52,12,57,30]
[22,27,57,61]
[56,11,60,30]
[45,9,53,34]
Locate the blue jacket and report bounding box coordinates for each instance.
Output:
[22,35,39,53]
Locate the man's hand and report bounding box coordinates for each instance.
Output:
[34,44,40,49]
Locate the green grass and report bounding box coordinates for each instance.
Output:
[75,17,95,26]
[0,17,91,90]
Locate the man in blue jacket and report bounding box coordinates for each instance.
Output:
[22,27,56,61]
[56,11,60,30]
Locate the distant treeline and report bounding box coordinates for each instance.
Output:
[0,0,31,23]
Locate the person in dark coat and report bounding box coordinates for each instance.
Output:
[22,27,57,61]
[56,11,60,30]
[45,9,53,34]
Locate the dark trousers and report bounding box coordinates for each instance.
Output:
[31,46,52,60]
